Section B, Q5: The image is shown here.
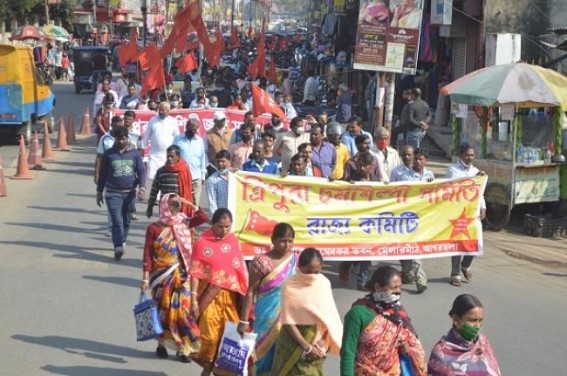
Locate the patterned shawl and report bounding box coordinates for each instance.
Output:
[158,193,193,270]
[428,328,502,376]
[190,229,249,295]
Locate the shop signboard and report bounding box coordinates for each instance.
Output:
[353,0,424,74]
[430,0,453,25]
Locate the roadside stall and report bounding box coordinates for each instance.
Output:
[441,62,567,230]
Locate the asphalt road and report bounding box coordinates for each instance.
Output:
[0,81,566,375]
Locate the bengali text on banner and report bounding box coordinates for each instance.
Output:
[228,171,487,260]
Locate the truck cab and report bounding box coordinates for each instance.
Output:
[0,44,56,143]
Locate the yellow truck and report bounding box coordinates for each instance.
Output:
[0,44,55,143]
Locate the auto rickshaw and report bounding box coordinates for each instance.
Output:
[73,46,110,94]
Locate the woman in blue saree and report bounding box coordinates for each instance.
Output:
[238,223,297,375]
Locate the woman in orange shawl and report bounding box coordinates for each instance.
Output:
[271,248,343,375]
[190,208,249,376]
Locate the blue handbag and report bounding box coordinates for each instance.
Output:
[400,353,415,376]
[134,292,163,341]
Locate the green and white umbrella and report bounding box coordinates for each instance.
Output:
[441,62,567,108]
[42,24,72,42]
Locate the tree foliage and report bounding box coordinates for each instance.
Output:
[0,0,77,31]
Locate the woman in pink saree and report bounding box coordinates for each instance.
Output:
[238,223,298,375]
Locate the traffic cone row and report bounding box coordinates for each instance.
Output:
[28,131,45,170]
[67,112,77,144]
[56,117,70,151]
[12,136,33,180]
[79,107,91,135]
[42,121,56,161]
[8,109,95,188]
[0,153,6,197]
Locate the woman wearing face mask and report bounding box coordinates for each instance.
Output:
[271,248,343,375]
[428,294,501,376]
[340,265,427,376]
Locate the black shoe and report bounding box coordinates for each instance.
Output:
[156,345,168,359]
[177,353,192,363]
[114,247,124,260]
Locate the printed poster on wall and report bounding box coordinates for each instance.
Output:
[353,0,424,74]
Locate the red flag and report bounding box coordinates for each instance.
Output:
[192,15,212,50]
[229,26,240,48]
[244,210,278,237]
[118,29,138,67]
[267,55,278,85]
[248,58,259,78]
[175,52,198,75]
[160,24,176,58]
[251,83,286,119]
[139,44,160,71]
[205,28,225,67]
[141,65,165,96]
[248,18,266,78]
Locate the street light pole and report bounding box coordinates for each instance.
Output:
[141,0,147,46]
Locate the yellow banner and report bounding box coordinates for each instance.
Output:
[228,172,487,260]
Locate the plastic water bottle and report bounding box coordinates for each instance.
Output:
[517,144,525,164]
[545,148,552,164]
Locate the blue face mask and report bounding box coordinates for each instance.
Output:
[158,113,166,120]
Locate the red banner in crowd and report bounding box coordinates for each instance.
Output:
[112,108,286,146]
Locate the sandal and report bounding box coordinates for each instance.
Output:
[450,276,462,287]
[461,268,473,281]
[177,352,192,363]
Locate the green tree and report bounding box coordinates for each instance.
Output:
[0,0,41,27]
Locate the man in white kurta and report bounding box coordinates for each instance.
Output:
[142,102,180,189]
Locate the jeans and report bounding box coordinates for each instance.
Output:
[105,190,135,249]
[406,129,426,149]
[451,256,474,277]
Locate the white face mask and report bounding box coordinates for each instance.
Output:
[166,89,173,95]
[210,102,218,108]
[170,101,179,107]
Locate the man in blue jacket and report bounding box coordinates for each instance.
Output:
[96,126,145,260]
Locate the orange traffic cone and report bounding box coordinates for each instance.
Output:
[67,112,77,144]
[42,121,56,161]
[0,153,7,196]
[28,131,45,170]
[55,117,70,151]
[79,107,91,135]
[12,136,33,180]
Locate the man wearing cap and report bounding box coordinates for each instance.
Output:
[142,102,180,191]
[206,111,232,166]
[190,87,210,108]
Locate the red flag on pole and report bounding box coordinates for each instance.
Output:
[141,66,166,96]
[175,52,198,75]
[139,44,160,71]
[229,26,240,48]
[118,28,138,67]
[248,18,266,78]
[267,55,278,86]
[251,83,286,119]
